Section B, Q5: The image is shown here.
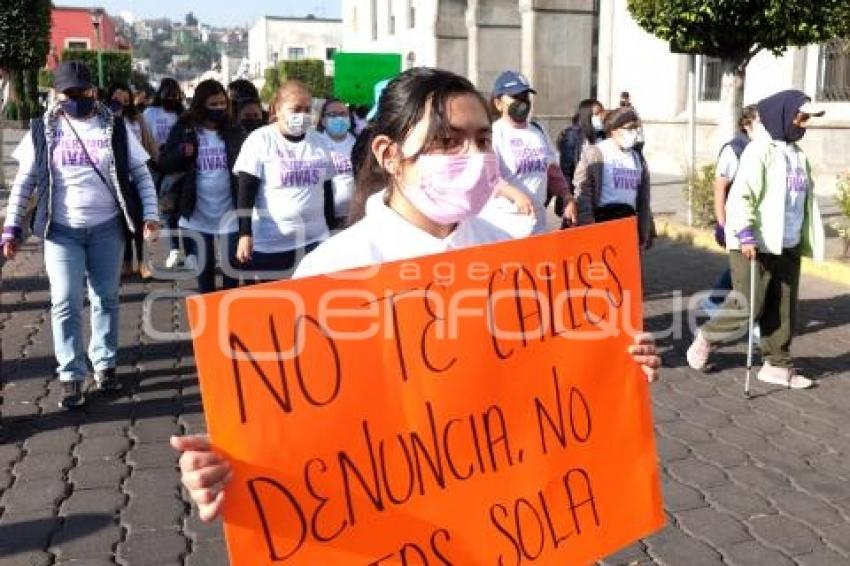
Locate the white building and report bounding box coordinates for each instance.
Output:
[341,0,595,141]
[220,53,251,86]
[248,15,343,79]
[597,0,850,194]
[340,0,850,194]
[342,1,443,71]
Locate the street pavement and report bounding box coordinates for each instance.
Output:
[1,229,849,565]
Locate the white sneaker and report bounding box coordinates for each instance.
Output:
[757,361,813,389]
[164,249,184,269]
[687,331,712,370]
[183,254,199,272]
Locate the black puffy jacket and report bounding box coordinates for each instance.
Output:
[158,119,246,219]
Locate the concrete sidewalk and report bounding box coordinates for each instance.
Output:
[651,172,850,265]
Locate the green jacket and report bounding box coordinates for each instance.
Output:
[724,138,825,260]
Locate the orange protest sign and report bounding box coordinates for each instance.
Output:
[186,218,665,566]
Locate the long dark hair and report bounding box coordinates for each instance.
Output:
[575,98,602,145]
[152,77,185,113]
[227,78,260,101]
[106,81,139,120]
[182,79,229,128]
[349,67,489,225]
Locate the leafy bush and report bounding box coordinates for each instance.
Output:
[3,100,19,120]
[61,49,132,86]
[834,173,850,257]
[836,173,850,220]
[280,59,329,97]
[684,163,717,228]
[38,67,53,89]
[260,67,281,104]
[260,59,332,103]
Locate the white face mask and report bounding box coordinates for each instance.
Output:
[591,115,604,132]
[617,129,639,150]
[285,112,312,136]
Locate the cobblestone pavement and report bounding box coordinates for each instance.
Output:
[0,235,848,565]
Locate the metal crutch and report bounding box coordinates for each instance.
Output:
[744,258,757,398]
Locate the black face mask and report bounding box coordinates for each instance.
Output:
[108,100,124,115]
[787,124,806,143]
[161,99,180,112]
[60,97,96,119]
[241,119,264,133]
[204,108,228,126]
[507,100,531,123]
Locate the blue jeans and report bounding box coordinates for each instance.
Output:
[44,216,125,382]
[183,230,239,293]
[244,241,321,283]
[710,268,733,305]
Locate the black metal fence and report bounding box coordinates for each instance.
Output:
[818,39,850,102]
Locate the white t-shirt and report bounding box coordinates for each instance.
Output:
[126,119,143,143]
[179,128,236,235]
[491,119,557,234]
[778,142,808,248]
[233,126,334,253]
[295,190,535,278]
[596,138,642,209]
[143,106,179,148]
[321,132,356,219]
[13,115,150,228]
[715,145,740,180]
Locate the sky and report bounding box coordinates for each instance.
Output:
[54,0,341,27]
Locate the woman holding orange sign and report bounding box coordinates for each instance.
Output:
[171,67,661,522]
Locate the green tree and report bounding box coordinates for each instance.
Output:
[0,0,51,119]
[260,59,332,103]
[62,49,133,87]
[627,0,850,140]
[134,40,175,75]
[280,59,330,98]
[260,67,281,103]
[188,40,219,71]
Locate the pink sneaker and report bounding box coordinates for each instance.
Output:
[687,331,712,370]
[757,362,813,389]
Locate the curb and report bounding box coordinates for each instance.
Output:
[656,219,850,287]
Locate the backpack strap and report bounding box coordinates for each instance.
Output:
[529,120,546,136]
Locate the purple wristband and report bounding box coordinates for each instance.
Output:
[735,227,758,246]
[1,226,22,244]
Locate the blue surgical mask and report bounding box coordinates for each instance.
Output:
[325,116,349,138]
[61,97,95,119]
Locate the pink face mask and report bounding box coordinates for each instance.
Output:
[402,152,500,225]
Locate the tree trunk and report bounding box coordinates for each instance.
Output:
[717,59,746,145]
[1,68,21,118]
[23,68,39,118]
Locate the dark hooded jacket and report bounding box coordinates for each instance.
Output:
[756,90,808,142]
[722,90,825,259]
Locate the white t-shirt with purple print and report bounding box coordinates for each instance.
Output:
[13,115,150,228]
[320,132,356,220]
[179,128,236,235]
[143,106,179,148]
[234,125,334,253]
[596,138,642,210]
[778,142,808,248]
[491,119,557,234]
